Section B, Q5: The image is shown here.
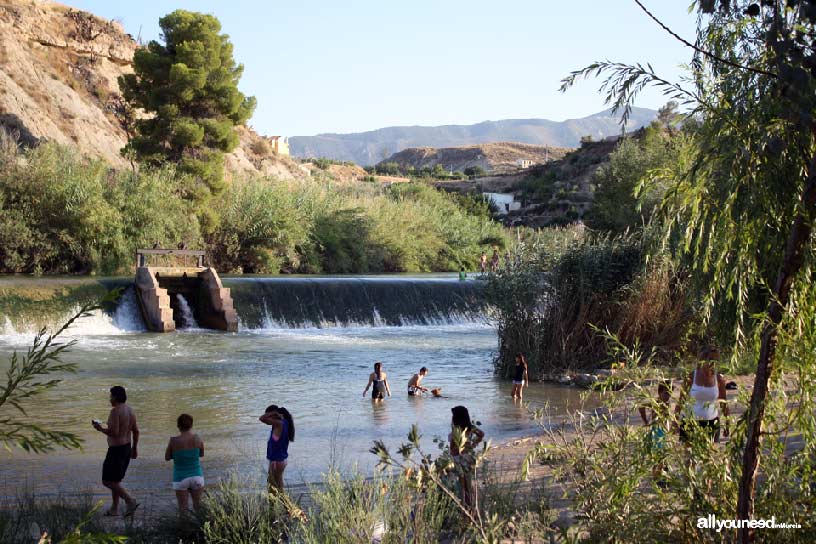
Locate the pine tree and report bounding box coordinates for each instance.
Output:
[119,10,256,228]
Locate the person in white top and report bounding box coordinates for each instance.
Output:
[676,345,730,443]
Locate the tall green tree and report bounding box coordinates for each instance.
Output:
[562,1,816,541]
[119,10,256,229]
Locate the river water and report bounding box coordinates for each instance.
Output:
[0,275,587,503]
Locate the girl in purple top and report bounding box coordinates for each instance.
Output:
[259,405,295,492]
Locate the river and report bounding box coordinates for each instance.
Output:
[0,275,586,503]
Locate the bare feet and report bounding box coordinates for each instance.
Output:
[124,501,140,517]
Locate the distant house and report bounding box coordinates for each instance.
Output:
[517,159,535,169]
[484,192,521,215]
[269,136,290,156]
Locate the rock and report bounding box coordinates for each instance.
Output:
[573,374,597,388]
[557,374,573,385]
[551,509,576,530]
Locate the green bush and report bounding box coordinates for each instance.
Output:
[0,137,509,275]
[586,125,684,234]
[487,228,689,376]
[209,179,309,273]
[464,165,487,178]
[0,142,199,275]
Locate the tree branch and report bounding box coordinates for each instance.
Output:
[633,0,778,78]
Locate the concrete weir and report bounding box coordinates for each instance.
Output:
[133,249,238,333]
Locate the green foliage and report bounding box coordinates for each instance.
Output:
[586,123,685,234]
[119,10,256,213]
[304,157,355,170]
[464,165,487,178]
[0,495,125,544]
[1,294,119,453]
[535,326,816,543]
[0,140,201,275]
[207,178,508,274]
[208,179,309,273]
[486,228,689,376]
[374,161,401,176]
[448,191,495,219]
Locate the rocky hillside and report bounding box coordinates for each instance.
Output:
[289,108,657,166]
[381,142,570,175]
[0,0,306,179]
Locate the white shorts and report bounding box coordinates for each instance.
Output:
[513,380,525,386]
[172,476,204,491]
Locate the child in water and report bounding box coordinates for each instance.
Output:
[639,380,671,483]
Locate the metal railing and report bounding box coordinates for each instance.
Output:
[135,248,205,268]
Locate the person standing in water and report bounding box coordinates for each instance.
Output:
[165,413,204,512]
[676,346,729,443]
[259,405,295,492]
[491,249,500,272]
[408,367,429,396]
[92,385,140,517]
[363,361,391,401]
[511,354,529,400]
[459,267,467,281]
[479,252,488,274]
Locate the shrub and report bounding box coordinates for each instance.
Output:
[0,140,199,275]
[250,138,271,156]
[487,229,689,376]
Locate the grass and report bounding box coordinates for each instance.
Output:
[0,464,562,543]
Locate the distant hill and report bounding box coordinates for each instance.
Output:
[382,142,571,175]
[289,107,657,166]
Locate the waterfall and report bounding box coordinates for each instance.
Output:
[227,276,486,329]
[175,294,199,329]
[1,275,487,335]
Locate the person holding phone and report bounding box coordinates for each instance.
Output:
[92,385,139,517]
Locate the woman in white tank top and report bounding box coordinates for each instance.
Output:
[676,346,729,443]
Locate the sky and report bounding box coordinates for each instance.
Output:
[63,0,700,137]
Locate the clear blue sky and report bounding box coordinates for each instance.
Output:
[64,0,699,137]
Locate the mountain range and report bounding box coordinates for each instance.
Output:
[289,107,658,166]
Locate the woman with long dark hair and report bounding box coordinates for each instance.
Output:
[363,361,391,401]
[449,405,484,508]
[511,353,529,400]
[259,405,295,492]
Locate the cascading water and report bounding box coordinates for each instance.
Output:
[0,275,488,334]
[175,294,199,329]
[228,276,487,329]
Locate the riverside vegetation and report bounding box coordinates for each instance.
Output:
[0,132,507,276]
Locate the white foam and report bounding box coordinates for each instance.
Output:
[175,294,199,329]
[0,288,145,345]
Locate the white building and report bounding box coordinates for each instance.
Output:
[484,192,521,215]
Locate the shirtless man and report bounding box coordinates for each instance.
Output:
[408,367,429,396]
[92,385,140,517]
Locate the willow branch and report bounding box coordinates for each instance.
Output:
[633,0,778,78]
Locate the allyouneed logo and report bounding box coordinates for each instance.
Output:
[698,515,802,532]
